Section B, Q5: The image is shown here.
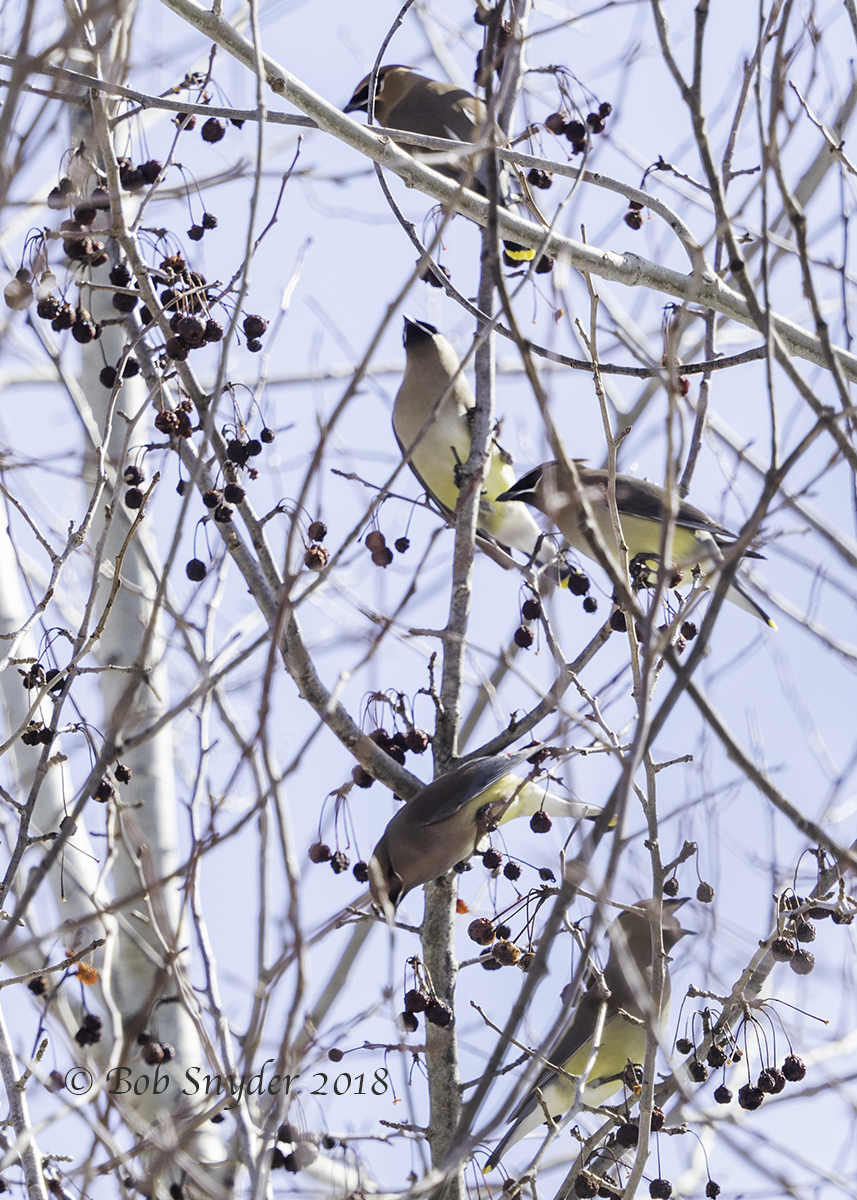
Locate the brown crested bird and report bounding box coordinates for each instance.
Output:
[344,65,534,263]
[393,316,561,571]
[483,897,692,1172]
[367,748,607,925]
[496,462,776,626]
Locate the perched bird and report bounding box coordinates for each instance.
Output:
[367,748,606,924]
[344,66,534,263]
[483,897,691,1173]
[394,317,561,573]
[496,462,776,626]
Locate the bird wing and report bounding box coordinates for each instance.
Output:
[585,471,752,549]
[411,750,538,827]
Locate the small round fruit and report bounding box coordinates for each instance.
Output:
[713,1084,732,1105]
[186,556,207,582]
[789,948,815,975]
[737,1083,764,1110]
[468,918,495,946]
[771,936,795,961]
[782,1054,806,1082]
[529,810,552,833]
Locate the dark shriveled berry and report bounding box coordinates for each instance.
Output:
[330,850,349,874]
[351,765,374,788]
[243,314,268,339]
[707,1045,727,1069]
[400,1010,419,1033]
[468,918,495,945]
[352,860,369,883]
[697,881,715,903]
[308,520,327,542]
[675,1037,693,1055]
[771,936,795,961]
[514,625,534,649]
[574,1173,599,1199]
[124,487,143,509]
[308,842,331,864]
[737,1083,764,1110]
[649,1181,671,1200]
[713,1084,732,1104]
[688,1059,708,1083]
[202,117,226,143]
[615,1122,638,1148]
[522,597,542,621]
[705,1183,720,1199]
[425,1000,453,1027]
[223,483,246,505]
[790,948,815,975]
[529,810,552,834]
[544,112,568,135]
[527,168,553,189]
[503,861,522,882]
[404,988,430,1013]
[757,1068,779,1093]
[482,848,502,870]
[782,1054,806,1081]
[565,570,590,595]
[405,728,429,754]
[583,596,598,613]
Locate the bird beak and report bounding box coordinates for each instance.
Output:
[664,896,695,936]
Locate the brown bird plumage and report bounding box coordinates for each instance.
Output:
[483,898,692,1172]
[367,749,607,925]
[497,462,776,626]
[344,66,534,262]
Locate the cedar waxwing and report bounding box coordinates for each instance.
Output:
[368,748,606,925]
[394,317,562,574]
[344,66,534,263]
[483,897,691,1173]
[496,462,776,627]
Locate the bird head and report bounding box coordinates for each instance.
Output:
[367,836,404,929]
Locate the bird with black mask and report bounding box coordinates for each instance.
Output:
[344,66,535,265]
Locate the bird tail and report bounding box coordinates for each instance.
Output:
[500,780,613,825]
[483,1126,516,1174]
[723,574,777,629]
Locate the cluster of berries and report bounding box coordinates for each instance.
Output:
[544,102,613,154]
[304,520,329,572]
[365,527,410,567]
[91,763,132,804]
[400,986,453,1033]
[675,1029,806,1109]
[137,1031,176,1065]
[308,839,366,882]
[74,1013,102,1047]
[272,1123,333,1173]
[663,874,713,904]
[351,726,430,789]
[468,916,534,971]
